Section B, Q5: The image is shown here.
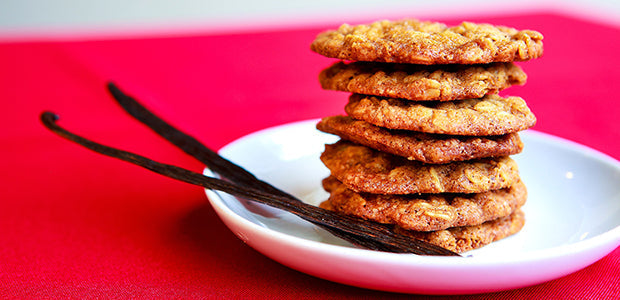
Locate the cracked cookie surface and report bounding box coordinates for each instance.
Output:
[310,19,543,64]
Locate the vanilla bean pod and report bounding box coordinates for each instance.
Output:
[41,89,459,256]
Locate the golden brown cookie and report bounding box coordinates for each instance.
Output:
[320,176,527,231]
[310,19,543,64]
[319,61,526,101]
[316,116,523,164]
[345,94,536,136]
[320,140,520,194]
[394,209,525,253]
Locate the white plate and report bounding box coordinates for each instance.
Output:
[204,119,620,295]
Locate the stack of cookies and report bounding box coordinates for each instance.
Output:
[310,19,543,253]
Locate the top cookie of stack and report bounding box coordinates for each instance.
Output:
[311,19,543,253]
[311,19,543,65]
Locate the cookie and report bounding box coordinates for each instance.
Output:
[316,116,523,164]
[394,209,525,253]
[345,94,536,136]
[320,176,527,231]
[310,19,543,64]
[319,61,526,101]
[320,140,520,194]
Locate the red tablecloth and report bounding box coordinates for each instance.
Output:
[1,12,618,298]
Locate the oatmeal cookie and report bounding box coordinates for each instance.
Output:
[310,19,543,64]
[316,116,523,163]
[345,94,536,136]
[320,176,527,231]
[394,209,525,253]
[319,61,526,101]
[320,140,520,194]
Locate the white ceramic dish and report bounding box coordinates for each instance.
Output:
[204,119,620,295]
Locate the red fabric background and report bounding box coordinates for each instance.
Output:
[1,12,618,298]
